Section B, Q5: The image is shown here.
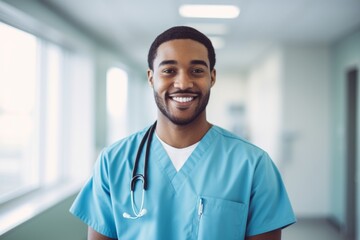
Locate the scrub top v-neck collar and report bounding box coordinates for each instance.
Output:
[151,126,216,193]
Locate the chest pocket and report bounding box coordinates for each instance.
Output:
[196,196,247,240]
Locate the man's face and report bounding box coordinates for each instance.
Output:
[148,39,216,125]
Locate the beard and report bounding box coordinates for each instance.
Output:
[154,90,210,126]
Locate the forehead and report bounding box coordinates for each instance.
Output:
[154,39,209,66]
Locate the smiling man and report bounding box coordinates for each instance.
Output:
[70,26,296,240]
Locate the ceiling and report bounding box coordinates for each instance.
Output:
[40,0,360,74]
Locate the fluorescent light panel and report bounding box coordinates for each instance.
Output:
[179,4,240,19]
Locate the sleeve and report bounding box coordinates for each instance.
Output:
[69,150,118,238]
[246,152,296,237]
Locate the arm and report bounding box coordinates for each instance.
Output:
[245,229,281,240]
[88,227,117,240]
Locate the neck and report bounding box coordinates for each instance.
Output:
[155,114,211,148]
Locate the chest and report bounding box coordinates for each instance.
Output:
[109,140,253,239]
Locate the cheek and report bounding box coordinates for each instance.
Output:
[152,78,171,92]
[152,83,167,98]
[152,81,162,91]
[201,82,213,92]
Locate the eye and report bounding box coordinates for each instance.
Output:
[191,68,205,74]
[162,68,176,74]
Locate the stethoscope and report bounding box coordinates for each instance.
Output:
[123,121,157,219]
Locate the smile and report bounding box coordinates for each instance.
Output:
[172,97,194,103]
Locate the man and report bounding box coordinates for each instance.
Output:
[70,26,296,240]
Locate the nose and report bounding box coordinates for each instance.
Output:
[173,72,193,89]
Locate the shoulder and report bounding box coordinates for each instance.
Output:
[208,125,274,170]
[211,125,265,154]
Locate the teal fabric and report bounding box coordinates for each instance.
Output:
[70,125,296,239]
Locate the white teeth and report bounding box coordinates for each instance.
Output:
[172,97,193,103]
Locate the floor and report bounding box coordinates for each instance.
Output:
[282,218,348,240]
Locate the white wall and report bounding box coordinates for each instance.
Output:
[246,44,332,217]
[281,45,331,217]
[246,47,283,163]
[207,71,248,134]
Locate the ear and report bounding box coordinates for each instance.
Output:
[147,69,154,87]
[210,69,216,87]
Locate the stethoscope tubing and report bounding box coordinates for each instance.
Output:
[125,121,157,219]
[131,121,156,190]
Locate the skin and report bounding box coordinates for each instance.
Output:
[88,228,116,240]
[88,39,281,240]
[148,39,215,148]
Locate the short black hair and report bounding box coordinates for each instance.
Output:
[147,26,216,71]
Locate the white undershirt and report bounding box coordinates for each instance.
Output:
[156,133,199,172]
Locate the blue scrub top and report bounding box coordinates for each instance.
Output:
[70,125,296,239]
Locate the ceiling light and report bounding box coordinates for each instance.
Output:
[179,4,240,19]
[187,23,229,35]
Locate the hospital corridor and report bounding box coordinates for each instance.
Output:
[0,0,360,239]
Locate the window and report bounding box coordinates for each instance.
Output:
[0,22,89,204]
[0,7,95,233]
[0,22,40,202]
[106,67,128,144]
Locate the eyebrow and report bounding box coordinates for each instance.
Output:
[158,60,177,67]
[190,60,208,68]
[158,60,208,68]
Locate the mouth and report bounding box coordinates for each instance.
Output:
[172,96,194,103]
[168,93,198,105]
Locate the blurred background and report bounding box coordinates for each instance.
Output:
[0,0,359,239]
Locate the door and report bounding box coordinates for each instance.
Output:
[346,67,358,240]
